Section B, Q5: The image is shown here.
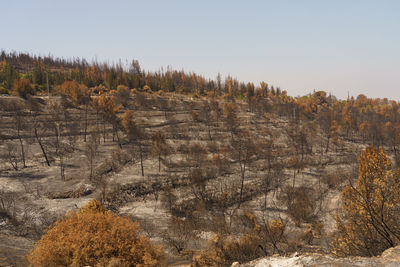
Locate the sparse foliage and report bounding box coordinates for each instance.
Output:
[334,146,400,256]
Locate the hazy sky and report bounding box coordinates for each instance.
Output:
[2,0,399,100]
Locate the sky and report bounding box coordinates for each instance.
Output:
[1,0,399,100]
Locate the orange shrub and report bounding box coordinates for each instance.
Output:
[57,80,89,105]
[27,199,165,267]
[13,79,35,99]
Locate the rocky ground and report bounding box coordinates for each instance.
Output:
[238,245,400,267]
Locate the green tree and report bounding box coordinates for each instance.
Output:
[0,60,18,90]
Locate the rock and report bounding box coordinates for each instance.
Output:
[79,183,95,196]
[238,245,400,267]
[46,183,95,199]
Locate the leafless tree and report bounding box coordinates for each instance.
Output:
[230,130,259,208]
[10,103,28,168]
[31,112,51,166]
[151,132,170,172]
[121,110,146,176]
[48,102,75,180]
[84,132,99,180]
[1,143,20,171]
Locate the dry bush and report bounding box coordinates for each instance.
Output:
[1,143,20,171]
[300,224,314,245]
[279,186,316,226]
[160,185,178,213]
[193,213,287,266]
[94,149,130,179]
[212,153,230,176]
[321,173,342,189]
[193,225,284,266]
[12,79,34,99]
[177,142,189,154]
[151,132,170,172]
[189,107,200,122]
[162,216,198,255]
[56,80,89,105]
[192,234,263,267]
[188,142,207,167]
[0,190,18,225]
[134,91,150,109]
[207,140,219,154]
[0,190,56,239]
[27,199,165,267]
[115,85,131,107]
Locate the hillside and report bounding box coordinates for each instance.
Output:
[1,53,400,266]
[0,93,364,265]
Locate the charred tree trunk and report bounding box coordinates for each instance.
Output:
[60,154,65,180]
[114,124,122,149]
[17,128,26,168]
[139,143,144,177]
[84,105,88,142]
[158,154,161,173]
[238,161,246,208]
[34,127,50,166]
[325,134,330,153]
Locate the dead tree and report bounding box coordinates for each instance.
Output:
[230,130,259,208]
[121,110,146,176]
[84,132,99,180]
[31,111,51,166]
[151,132,170,172]
[1,143,20,171]
[7,102,28,168]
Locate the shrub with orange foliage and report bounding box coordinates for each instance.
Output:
[334,146,400,256]
[12,79,35,99]
[192,214,286,266]
[27,199,165,267]
[57,80,89,105]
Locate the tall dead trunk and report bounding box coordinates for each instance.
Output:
[293,170,296,188]
[325,134,330,153]
[114,124,122,149]
[84,104,88,142]
[17,128,26,168]
[158,154,161,172]
[139,143,144,177]
[238,159,246,208]
[238,169,245,208]
[34,127,50,166]
[60,153,65,180]
[89,157,93,180]
[103,120,106,143]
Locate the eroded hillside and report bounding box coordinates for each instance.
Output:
[0,90,374,266]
